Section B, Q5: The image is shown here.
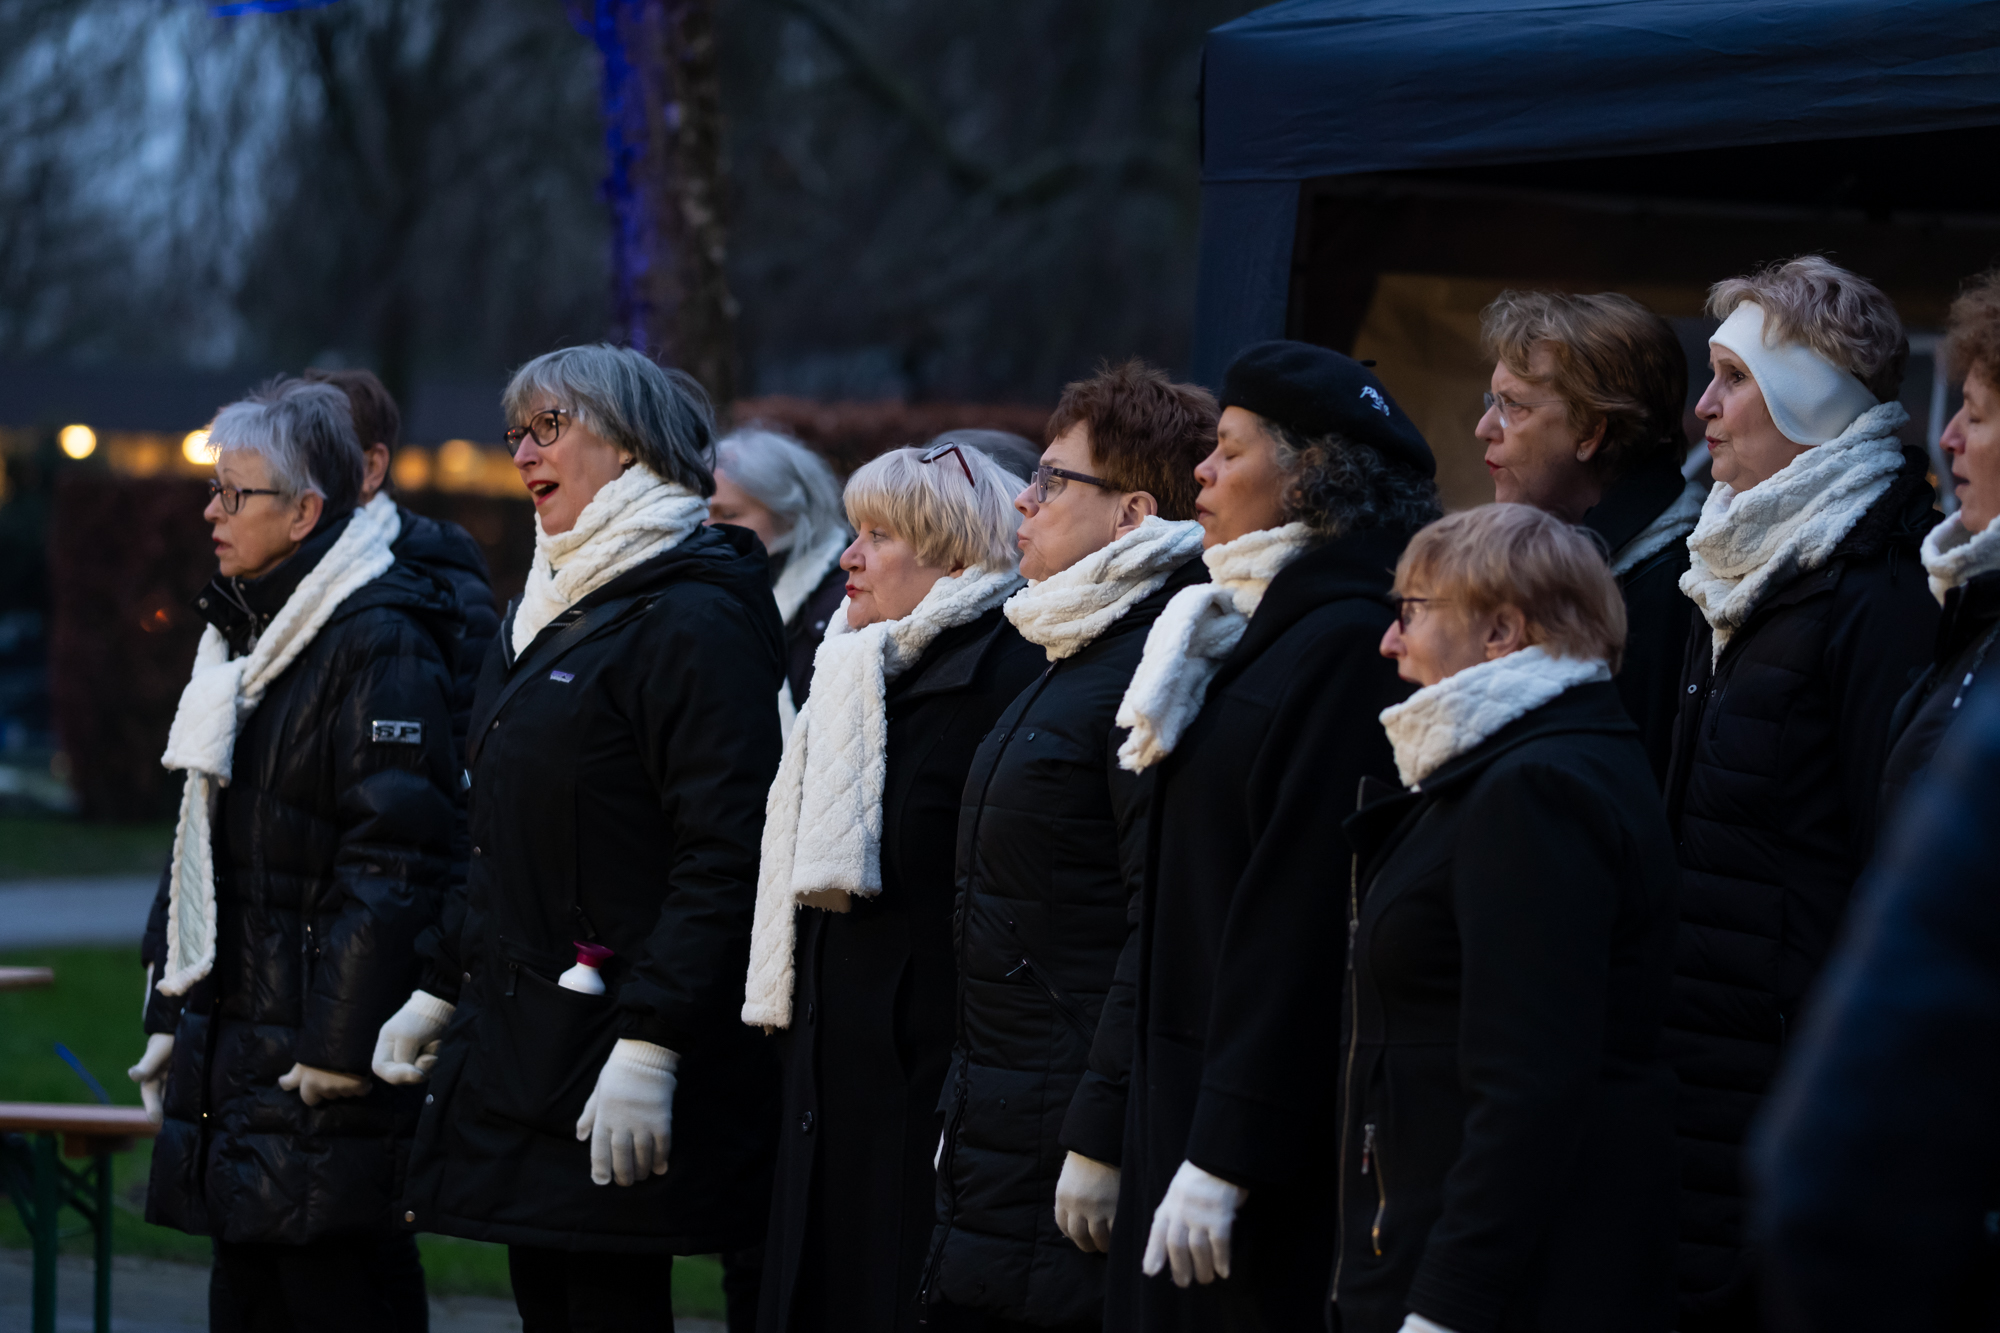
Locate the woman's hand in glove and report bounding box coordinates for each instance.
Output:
[1141,1158,1249,1286]
[279,1064,372,1107]
[128,1033,175,1125]
[372,990,456,1084]
[576,1039,680,1186]
[1054,1151,1120,1254]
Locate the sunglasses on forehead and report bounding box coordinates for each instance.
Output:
[920,440,977,486]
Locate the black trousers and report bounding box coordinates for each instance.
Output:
[210,1230,426,1333]
[509,1246,678,1333]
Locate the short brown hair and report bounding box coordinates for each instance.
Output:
[1045,359,1216,521]
[1481,290,1688,479]
[1946,269,2000,395]
[303,368,401,451]
[1706,255,1908,401]
[1394,504,1628,673]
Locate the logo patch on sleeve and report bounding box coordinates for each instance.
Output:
[370,720,424,745]
[549,670,575,683]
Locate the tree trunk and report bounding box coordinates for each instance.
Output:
[581,0,738,406]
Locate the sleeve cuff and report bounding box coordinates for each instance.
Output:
[1058,1069,1127,1165]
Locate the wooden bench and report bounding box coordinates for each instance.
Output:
[0,966,54,992]
[0,1103,159,1333]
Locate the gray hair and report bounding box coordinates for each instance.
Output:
[1707,255,1909,401]
[716,427,848,557]
[503,344,716,496]
[207,378,363,518]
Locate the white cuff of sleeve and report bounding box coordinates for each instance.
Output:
[612,1037,680,1073]
[409,990,456,1023]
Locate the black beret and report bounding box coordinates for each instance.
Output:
[1221,341,1435,480]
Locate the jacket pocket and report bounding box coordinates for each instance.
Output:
[470,938,618,1138]
[1005,951,1093,1038]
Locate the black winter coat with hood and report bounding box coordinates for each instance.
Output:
[1580,456,1699,786]
[1879,566,2000,821]
[399,524,785,1254]
[763,606,1044,1333]
[1104,527,1415,1333]
[925,556,1206,1327]
[1664,451,1940,1320]
[1335,682,1679,1333]
[141,511,463,1244]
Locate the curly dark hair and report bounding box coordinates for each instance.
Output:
[1270,421,1443,539]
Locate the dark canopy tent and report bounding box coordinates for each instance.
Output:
[1191,0,2000,503]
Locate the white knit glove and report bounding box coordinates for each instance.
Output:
[371,990,456,1084]
[1142,1158,1249,1286]
[1054,1151,1120,1254]
[127,1033,174,1125]
[279,1063,372,1106]
[1400,1315,1459,1333]
[576,1038,680,1186]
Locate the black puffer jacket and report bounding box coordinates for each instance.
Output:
[785,561,848,709]
[391,503,499,755]
[1580,456,1698,786]
[141,513,462,1244]
[1664,451,1940,1321]
[1105,528,1415,1333]
[1879,566,2000,821]
[925,556,1205,1326]
[400,524,785,1254]
[1336,682,1678,1333]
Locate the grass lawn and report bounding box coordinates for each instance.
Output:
[0,945,728,1316]
[0,817,176,880]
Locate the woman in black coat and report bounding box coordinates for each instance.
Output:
[711,427,852,718]
[923,362,1216,1329]
[1105,342,1440,1333]
[1666,258,1941,1330]
[1336,504,1678,1333]
[744,442,1041,1333]
[133,379,459,1332]
[377,346,785,1331]
[1881,270,2000,819]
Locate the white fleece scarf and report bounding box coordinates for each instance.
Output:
[1610,478,1707,579]
[1115,522,1316,772]
[1921,512,2000,605]
[1681,400,1908,662]
[743,564,1024,1029]
[511,466,707,656]
[1380,646,1610,789]
[155,494,402,996]
[1004,516,1205,662]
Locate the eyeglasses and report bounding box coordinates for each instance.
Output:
[1030,462,1112,505]
[920,440,976,487]
[1386,595,1446,631]
[206,480,283,515]
[1481,391,1564,429]
[504,407,571,451]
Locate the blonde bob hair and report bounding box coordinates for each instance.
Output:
[1394,504,1627,673]
[843,443,1025,571]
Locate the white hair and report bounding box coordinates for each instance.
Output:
[843,444,1024,570]
[716,428,848,557]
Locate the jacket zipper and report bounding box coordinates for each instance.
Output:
[915,1071,971,1316]
[1332,840,1364,1296]
[1361,1121,1387,1257]
[1005,954,1092,1037]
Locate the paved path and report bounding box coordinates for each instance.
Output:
[0,1249,725,1332]
[0,877,157,952]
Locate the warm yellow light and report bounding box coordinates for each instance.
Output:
[58,424,96,459]
[182,430,217,466]
[437,439,478,478]
[391,447,432,491]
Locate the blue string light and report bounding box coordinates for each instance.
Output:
[210,0,346,13]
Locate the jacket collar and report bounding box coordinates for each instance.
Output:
[193,508,354,655]
[1581,456,1686,556]
[1211,523,1405,694]
[893,606,1010,704]
[1345,682,1636,880]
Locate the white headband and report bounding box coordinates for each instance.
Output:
[1709,302,1879,447]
